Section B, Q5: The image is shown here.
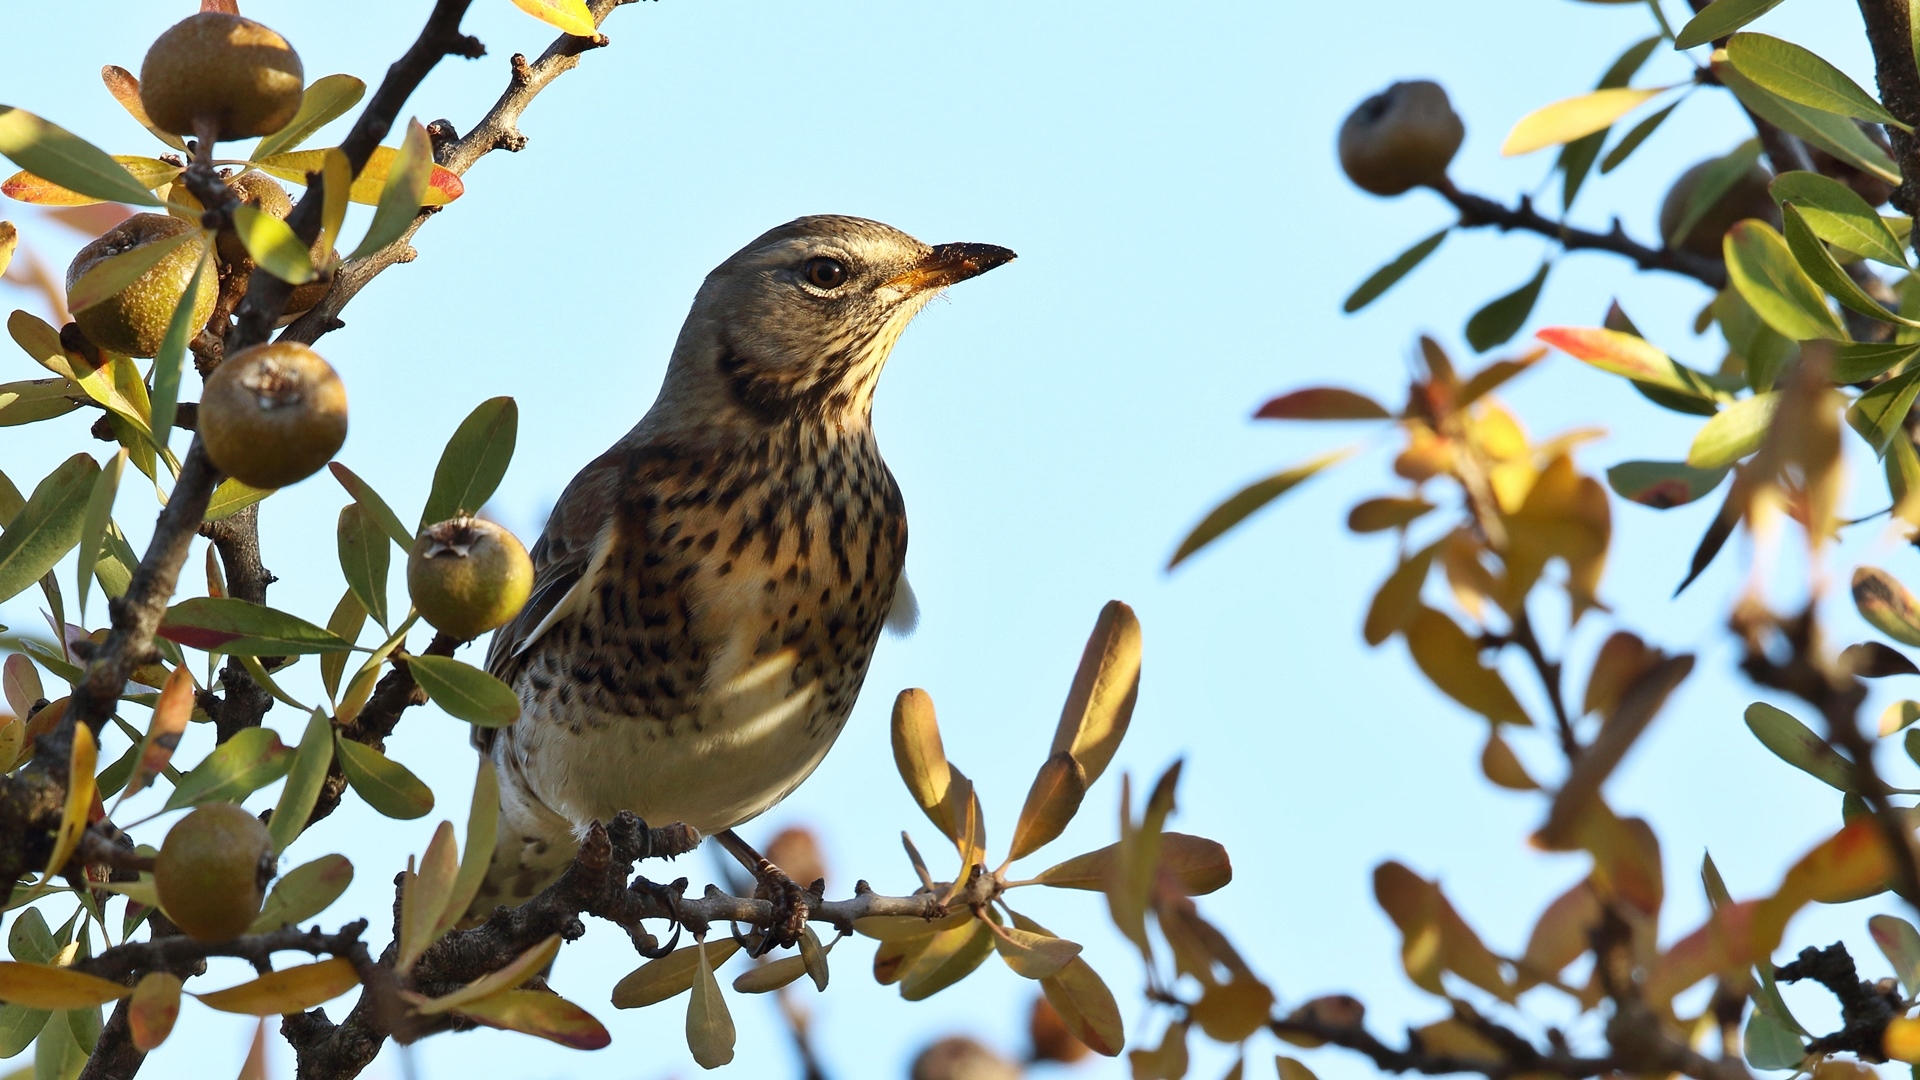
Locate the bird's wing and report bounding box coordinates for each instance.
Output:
[474,445,626,752]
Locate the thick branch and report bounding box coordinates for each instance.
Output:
[1855,1,1920,232]
[1434,183,1727,289]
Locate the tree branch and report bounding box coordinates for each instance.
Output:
[305,632,459,828]
[1432,182,1728,289]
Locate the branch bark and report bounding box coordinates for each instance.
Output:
[1432,182,1728,289]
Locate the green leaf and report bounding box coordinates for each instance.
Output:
[320,590,365,701]
[162,727,294,810]
[336,504,390,629]
[1718,62,1900,183]
[1464,263,1548,352]
[64,228,196,315]
[1871,914,1920,998]
[1168,448,1354,569]
[269,711,335,853]
[1832,341,1920,383]
[333,737,433,819]
[436,758,499,940]
[251,75,368,161]
[420,397,518,528]
[1724,220,1847,342]
[1606,460,1730,508]
[1726,33,1906,130]
[0,454,98,604]
[1847,368,1920,455]
[1687,392,1779,468]
[315,149,349,261]
[1600,101,1680,173]
[203,478,274,523]
[348,118,433,261]
[148,254,209,451]
[0,107,163,207]
[1780,204,1917,330]
[158,596,354,656]
[251,854,353,934]
[1343,229,1446,313]
[1744,1006,1805,1071]
[1744,702,1855,791]
[0,379,82,428]
[406,655,521,727]
[328,463,412,548]
[1770,171,1908,267]
[1675,0,1789,49]
[685,939,736,1068]
[1502,87,1668,156]
[74,449,125,618]
[1559,130,1606,212]
[232,204,315,285]
[0,1001,47,1058]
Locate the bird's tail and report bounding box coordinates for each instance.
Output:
[461,747,580,927]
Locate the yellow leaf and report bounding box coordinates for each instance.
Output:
[1015,915,1123,1057]
[123,665,192,800]
[610,939,742,1009]
[252,146,463,207]
[396,821,458,971]
[1049,600,1142,787]
[851,912,972,942]
[42,723,96,881]
[1887,1016,1920,1062]
[1007,750,1088,863]
[411,934,559,1016]
[890,688,959,840]
[511,0,598,37]
[1502,87,1669,156]
[731,954,808,994]
[990,926,1082,980]
[1032,832,1232,895]
[0,961,130,1009]
[0,221,14,280]
[898,917,994,1001]
[1403,607,1530,725]
[193,958,359,1015]
[439,988,609,1049]
[1191,977,1274,1043]
[685,939,735,1069]
[128,971,181,1051]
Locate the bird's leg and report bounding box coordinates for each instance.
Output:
[715,828,809,954]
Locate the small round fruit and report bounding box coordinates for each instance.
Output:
[139,13,304,141]
[199,342,348,489]
[1338,80,1464,197]
[408,517,535,640]
[215,171,294,267]
[154,803,274,942]
[1658,158,1781,260]
[280,246,339,326]
[66,213,216,358]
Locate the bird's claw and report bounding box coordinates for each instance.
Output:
[751,859,810,955]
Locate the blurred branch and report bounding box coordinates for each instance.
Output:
[1432,181,1728,289]
[1778,943,1902,1061]
[282,0,637,345]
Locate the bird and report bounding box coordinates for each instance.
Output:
[466,215,1015,939]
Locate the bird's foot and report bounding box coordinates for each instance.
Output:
[750,859,810,955]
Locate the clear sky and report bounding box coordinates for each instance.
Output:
[0,1,1911,1078]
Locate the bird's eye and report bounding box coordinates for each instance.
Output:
[803,256,847,289]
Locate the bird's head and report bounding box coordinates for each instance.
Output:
[657,215,1015,429]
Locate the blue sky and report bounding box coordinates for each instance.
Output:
[2,1,1915,1078]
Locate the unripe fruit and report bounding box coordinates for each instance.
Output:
[215,171,294,268]
[408,517,534,640]
[199,342,348,489]
[1338,80,1464,197]
[66,213,216,358]
[139,13,304,141]
[154,803,274,942]
[281,246,339,326]
[1658,158,1780,260]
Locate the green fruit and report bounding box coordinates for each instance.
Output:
[199,341,348,489]
[408,517,535,640]
[215,171,294,268]
[154,803,274,942]
[139,13,304,141]
[1338,80,1464,197]
[66,213,216,358]
[1658,158,1780,260]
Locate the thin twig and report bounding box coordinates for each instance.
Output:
[1432,181,1728,289]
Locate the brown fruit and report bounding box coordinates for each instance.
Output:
[154,803,274,942]
[66,213,216,358]
[765,826,828,892]
[281,246,339,326]
[1338,80,1464,196]
[139,13,304,141]
[910,1037,1020,1080]
[1028,995,1091,1064]
[408,518,534,640]
[1658,158,1780,260]
[199,341,348,488]
[215,171,294,267]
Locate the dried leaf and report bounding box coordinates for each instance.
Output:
[1254,388,1391,421]
[0,962,128,1009]
[1033,833,1231,895]
[991,926,1082,980]
[397,821,459,972]
[1168,449,1354,568]
[193,958,359,1015]
[1403,606,1529,724]
[442,988,609,1049]
[898,917,994,1001]
[127,972,180,1052]
[1008,751,1087,862]
[891,688,959,840]
[1050,600,1141,789]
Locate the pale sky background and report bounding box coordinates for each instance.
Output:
[1,2,1915,1078]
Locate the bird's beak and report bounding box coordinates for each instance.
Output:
[884,242,1017,294]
